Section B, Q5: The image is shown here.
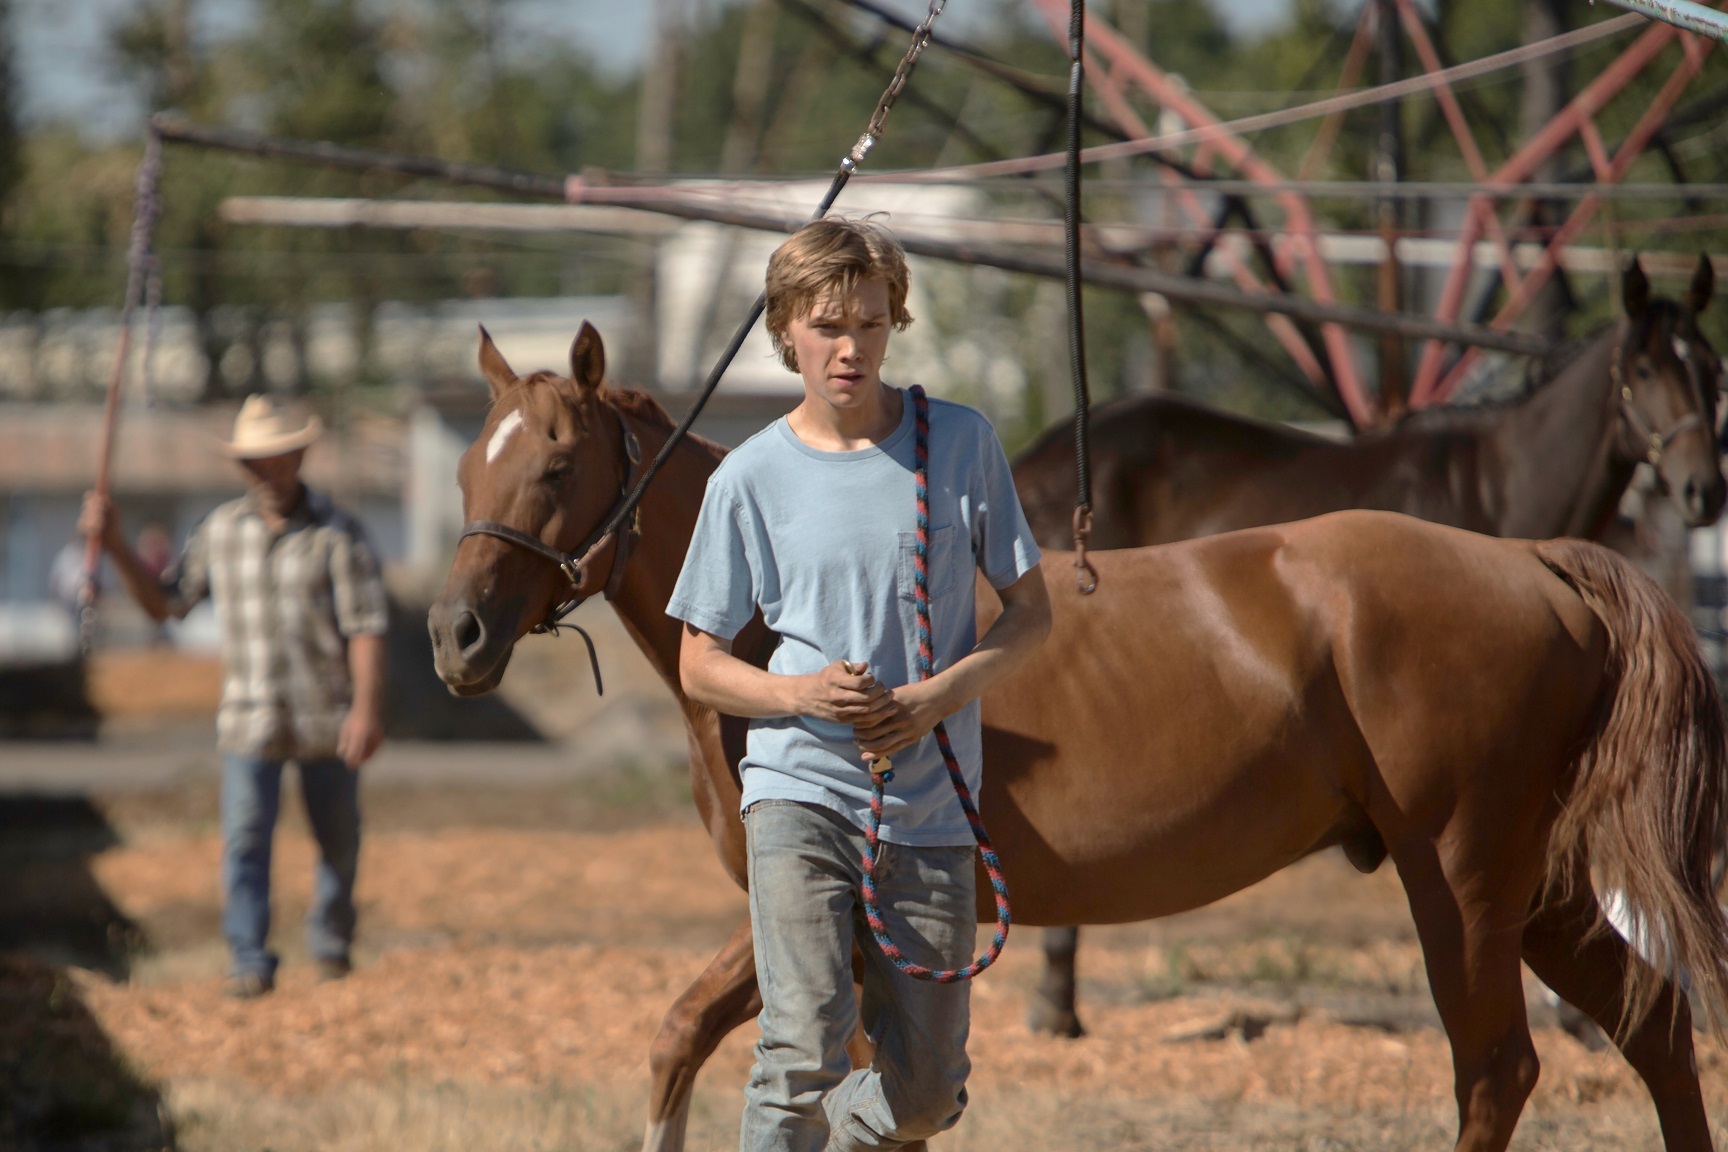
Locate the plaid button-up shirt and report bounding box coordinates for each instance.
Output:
[164,486,389,759]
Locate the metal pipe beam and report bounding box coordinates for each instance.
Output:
[1597,0,1728,42]
[215,196,1723,281]
[157,117,1555,359]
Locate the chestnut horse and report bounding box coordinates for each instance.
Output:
[1011,255,1726,1037]
[430,325,1728,1152]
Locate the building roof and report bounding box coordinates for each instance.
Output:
[0,403,403,496]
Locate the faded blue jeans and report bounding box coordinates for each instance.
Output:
[221,753,360,980]
[742,799,975,1152]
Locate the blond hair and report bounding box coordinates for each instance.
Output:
[764,218,914,372]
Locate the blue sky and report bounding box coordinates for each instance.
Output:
[15,0,1295,141]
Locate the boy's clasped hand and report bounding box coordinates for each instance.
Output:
[816,659,895,775]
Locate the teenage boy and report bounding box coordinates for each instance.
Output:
[668,218,1052,1152]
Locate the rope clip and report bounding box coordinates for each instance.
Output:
[1072,505,1099,595]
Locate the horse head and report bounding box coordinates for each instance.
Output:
[1617,253,1725,527]
[428,322,638,695]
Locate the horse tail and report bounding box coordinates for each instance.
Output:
[1535,537,1728,1035]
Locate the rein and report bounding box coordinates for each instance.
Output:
[858,386,1012,983]
[449,1,949,693]
[570,1,948,580]
[1063,0,1098,596]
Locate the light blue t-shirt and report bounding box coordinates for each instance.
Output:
[665,389,1042,846]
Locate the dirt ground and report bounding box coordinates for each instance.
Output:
[7,755,1725,1152]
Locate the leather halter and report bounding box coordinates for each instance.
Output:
[1613,354,1705,471]
[456,407,645,689]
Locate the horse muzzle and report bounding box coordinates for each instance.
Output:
[1683,471,1728,527]
[428,599,516,695]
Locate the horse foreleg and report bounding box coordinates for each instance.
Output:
[1522,889,1712,1152]
[1026,926,1086,1038]
[1396,839,1541,1152]
[644,918,761,1152]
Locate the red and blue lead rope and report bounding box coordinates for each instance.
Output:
[859,385,1011,983]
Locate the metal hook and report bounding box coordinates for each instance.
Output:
[1072,505,1099,595]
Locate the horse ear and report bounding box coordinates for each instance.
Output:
[1623,254,1651,320]
[478,325,517,398]
[1688,253,1715,316]
[570,322,605,395]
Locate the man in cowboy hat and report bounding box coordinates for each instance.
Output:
[81,394,389,998]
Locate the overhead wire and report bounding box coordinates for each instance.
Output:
[856,12,1648,184]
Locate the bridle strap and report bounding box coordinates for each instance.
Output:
[1620,390,1702,466]
[1614,355,1706,469]
[458,518,588,581]
[456,406,644,665]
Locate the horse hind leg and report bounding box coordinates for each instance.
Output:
[1395,838,1542,1152]
[1026,926,1086,1038]
[644,917,762,1152]
[1522,887,1712,1152]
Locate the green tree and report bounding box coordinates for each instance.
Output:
[110,0,203,114]
[400,1,638,186]
[0,0,27,310]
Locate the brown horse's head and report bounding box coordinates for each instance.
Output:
[428,322,632,695]
[1616,254,1725,527]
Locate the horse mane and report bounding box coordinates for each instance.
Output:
[497,371,731,463]
[600,384,677,432]
[1380,317,1624,434]
[1397,298,1698,430]
[1534,300,1685,385]
[498,371,675,431]
[601,382,731,458]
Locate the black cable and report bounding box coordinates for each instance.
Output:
[831,0,1210,181]
[580,3,945,570]
[1065,0,1089,506]
[1065,0,1095,592]
[776,0,1066,213]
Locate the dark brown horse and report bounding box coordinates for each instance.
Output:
[429,323,1728,1152]
[1013,255,1725,1037]
[1017,255,1722,549]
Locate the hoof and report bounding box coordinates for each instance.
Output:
[1026,999,1086,1039]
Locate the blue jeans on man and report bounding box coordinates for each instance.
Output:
[221,753,360,980]
[742,799,975,1152]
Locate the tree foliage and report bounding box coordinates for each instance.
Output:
[0,0,1723,419]
[0,0,25,308]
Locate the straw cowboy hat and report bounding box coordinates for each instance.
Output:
[221,395,323,459]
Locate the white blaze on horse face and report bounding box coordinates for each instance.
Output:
[486,409,525,465]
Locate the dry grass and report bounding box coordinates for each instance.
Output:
[14,762,1728,1152]
[165,1077,654,1152]
[153,1052,1703,1152]
[58,822,1728,1151]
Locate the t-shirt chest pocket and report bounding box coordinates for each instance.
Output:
[899,524,962,602]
